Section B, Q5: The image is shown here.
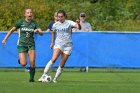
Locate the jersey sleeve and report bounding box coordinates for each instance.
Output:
[51,23,57,32]
[47,21,54,30]
[34,21,40,29]
[69,20,76,27]
[15,20,21,29]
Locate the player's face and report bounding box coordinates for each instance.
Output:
[57,13,65,23]
[25,9,33,21]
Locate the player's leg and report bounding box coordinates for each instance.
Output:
[19,53,27,66]
[44,48,62,74]
[18,46,28,66]
[28,49,36,82]
[53,53,69,83]
[38,48,61,81]
[53,46,72,83]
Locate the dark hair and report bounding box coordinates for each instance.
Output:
[57,10,67,18]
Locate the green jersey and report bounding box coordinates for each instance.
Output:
[15,19,39,46]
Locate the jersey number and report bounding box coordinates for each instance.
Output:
[26,32,30,37]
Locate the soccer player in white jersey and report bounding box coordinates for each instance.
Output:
[38,10,81,83]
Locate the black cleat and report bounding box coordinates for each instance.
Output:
[29,79,35,82]
[18,59,20,64]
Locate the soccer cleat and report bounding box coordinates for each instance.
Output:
[38,74,46,82]
[29,79,34,82]
[53,78,58,83]
[53,80,57,83]
[18,59,20,64]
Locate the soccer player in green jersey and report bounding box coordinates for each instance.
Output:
[2,8,43,82]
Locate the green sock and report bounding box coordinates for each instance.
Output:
[29,67,35,82]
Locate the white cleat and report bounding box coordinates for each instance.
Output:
[53,80,57,83]
[38,74,46,82]
[53,78,58,83]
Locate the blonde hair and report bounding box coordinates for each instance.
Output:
[54,11,58,17]
[24,8,32,14]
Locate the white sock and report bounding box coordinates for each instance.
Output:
[54,66,63,80]
[43,60,53,75]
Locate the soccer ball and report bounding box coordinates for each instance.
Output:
[42,75,52,83]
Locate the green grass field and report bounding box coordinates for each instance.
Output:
[0,71,140,93]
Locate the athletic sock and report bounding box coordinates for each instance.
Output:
[54,66,63,80]
[29,67,35,82]
[43,60,53,75]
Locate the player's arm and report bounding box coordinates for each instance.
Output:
[46,26,50,32]
[34,21,43,35]
[34,28,43,36]
[46,22,52,32]
[72,21,81,30]
[50,31,55,49]
[2,27,17,45]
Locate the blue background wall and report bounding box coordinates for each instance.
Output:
[0,32,140,68]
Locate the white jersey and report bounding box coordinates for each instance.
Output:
[52,20,76,47]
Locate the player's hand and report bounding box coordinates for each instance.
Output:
[2,39,6,45]
[34,29,43,35]
[76,19,80,24]
[34,29,39,33]
[50,43,54,49]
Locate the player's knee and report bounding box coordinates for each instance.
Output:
[20,62,27,67]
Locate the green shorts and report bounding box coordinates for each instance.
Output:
[18,45,35,53]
